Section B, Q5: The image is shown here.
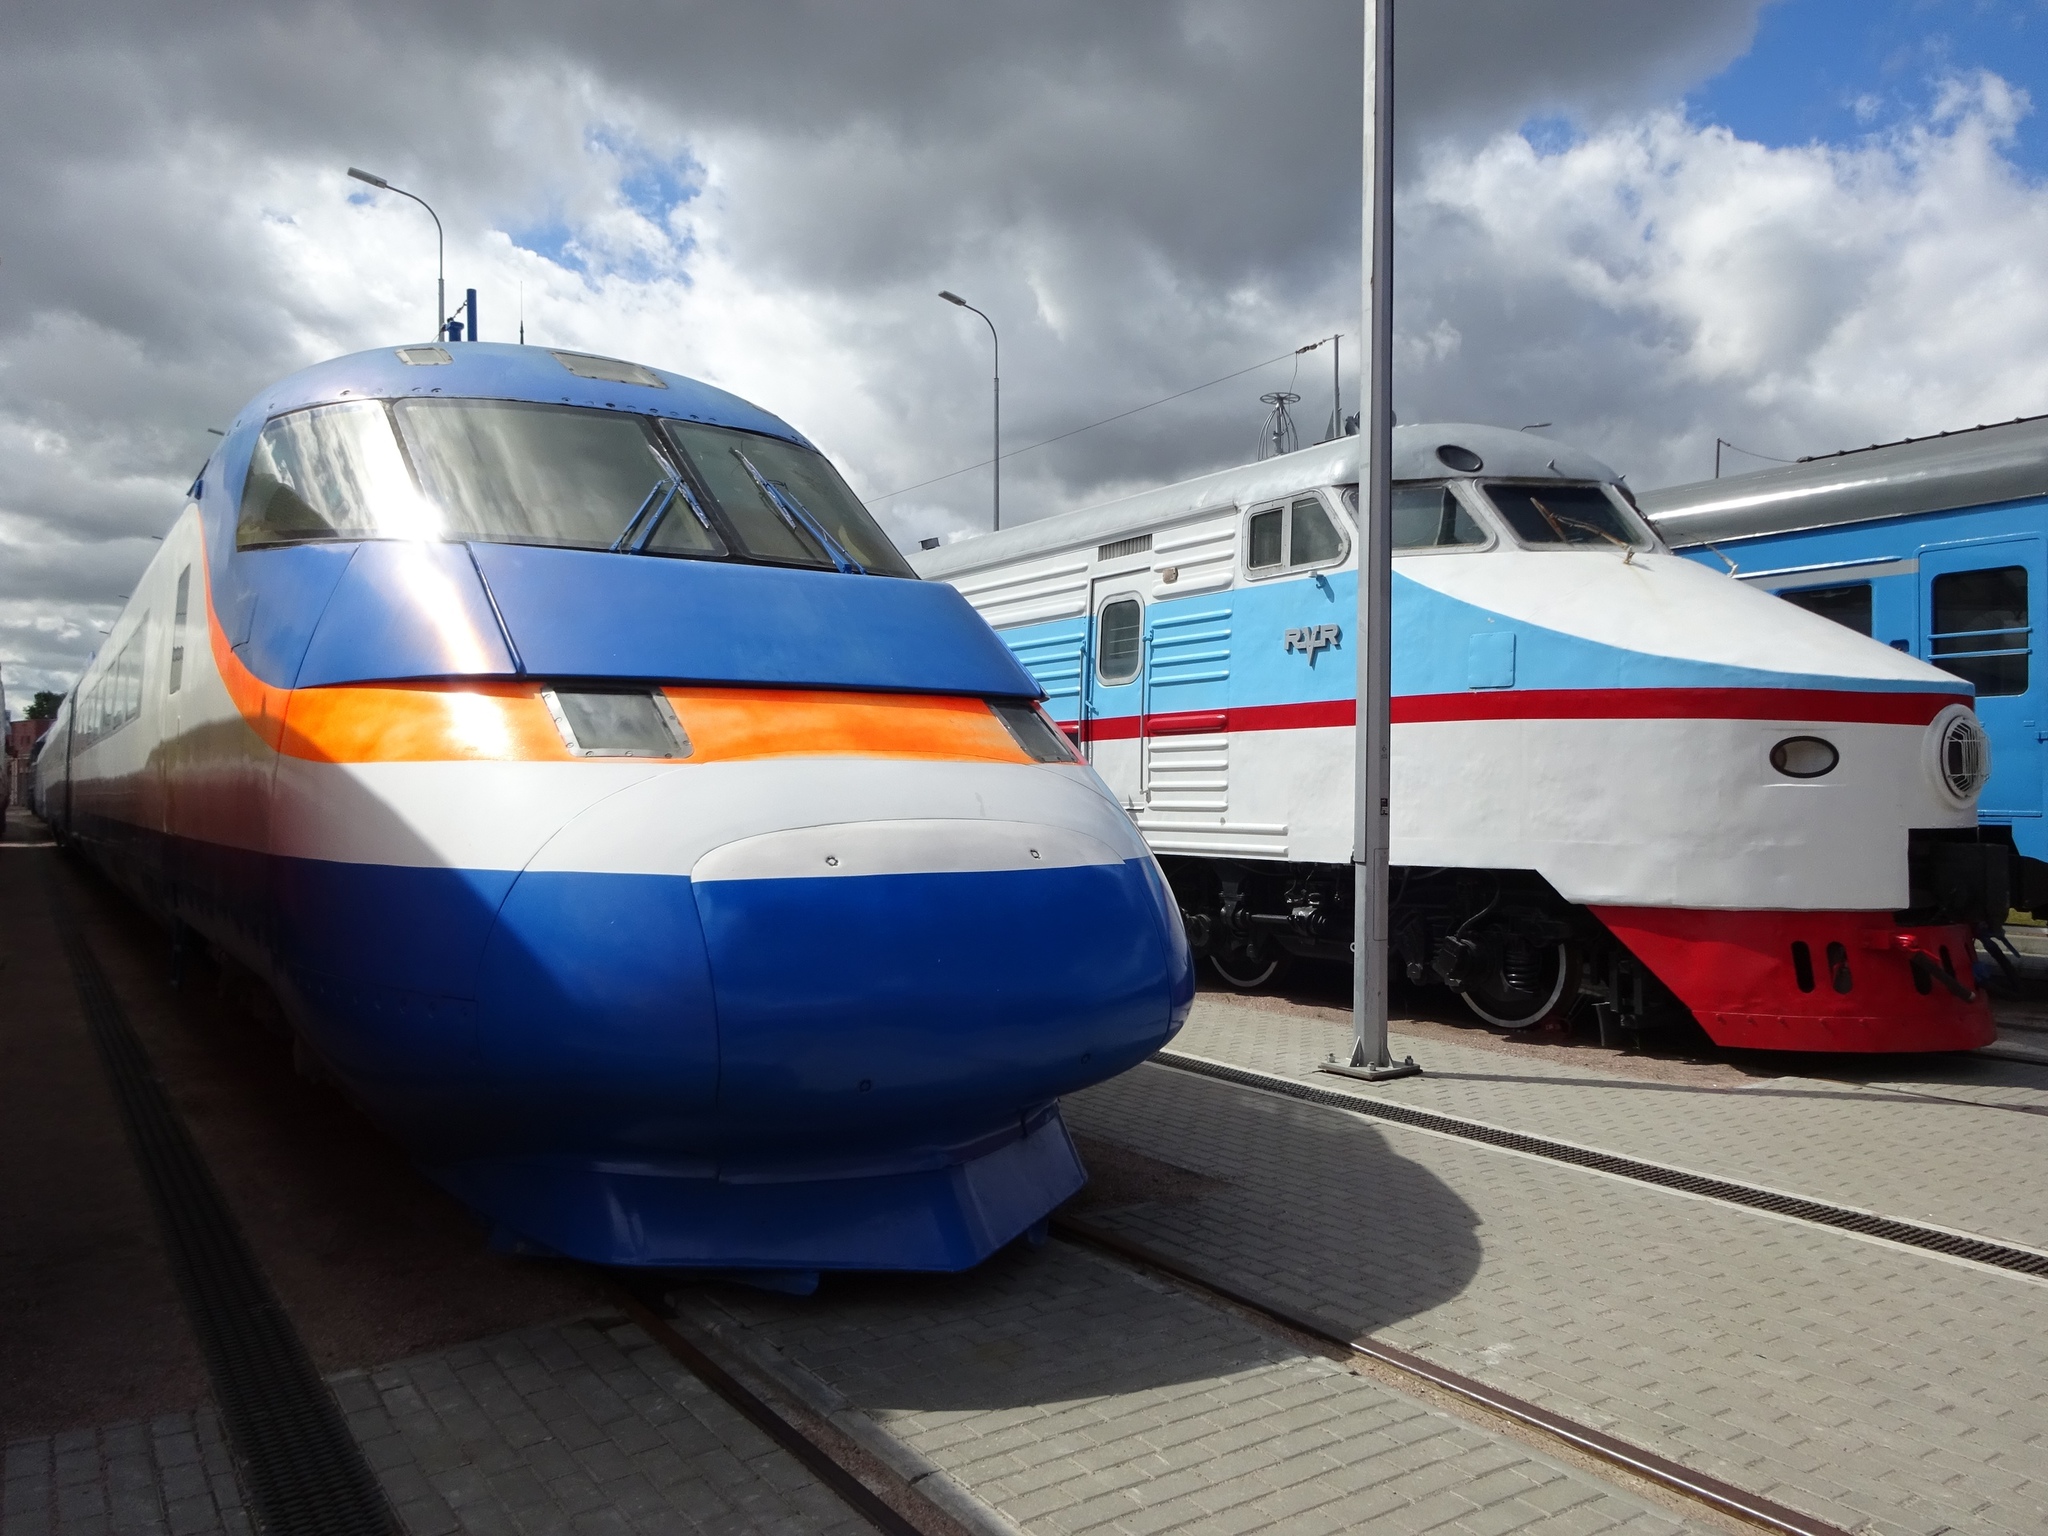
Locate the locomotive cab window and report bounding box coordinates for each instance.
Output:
[1245,494,1348,578]
[235,397,912,577]
[1482,483,1647,550]
[1779,582,1873,636]
[1931,565,2029,696]
[1387,485,1488,550]
[1096,597,1143,685]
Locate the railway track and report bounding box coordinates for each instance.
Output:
[37,847,2019,1536]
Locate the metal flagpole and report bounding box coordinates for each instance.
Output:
[1327,0,1418,1083]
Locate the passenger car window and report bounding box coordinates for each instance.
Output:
[1931,566,2028,696]
[1097,598,1143,685]
[1779,582,1872,636]
[1391,486,1486,550]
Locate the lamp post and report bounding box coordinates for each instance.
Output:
[939,291,1000,532]
[1326,0,1419,1083]
[348,167,444,343]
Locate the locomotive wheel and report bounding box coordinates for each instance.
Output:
[1210,945,1292,991]
[1460,942,1579,1030]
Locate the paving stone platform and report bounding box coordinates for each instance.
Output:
[1055,1000,2048,1536]
[1168,998,2048,1249]
[688,1241,1705,1536]
[3,1320,876,1536]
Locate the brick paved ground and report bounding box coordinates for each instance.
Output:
[3,1319,878,1536]
[1167,997,2048,1248]
[337,1316,874,1536]
[695,1242,1707,1536]
[2,1412,248,1536]
[1062,1049,2048,1536]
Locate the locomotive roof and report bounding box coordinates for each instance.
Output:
[1639,412,2048,548]
[220,342,810,447]
[913,422,1619,578]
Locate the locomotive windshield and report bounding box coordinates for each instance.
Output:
[237,398,913,576]
[1481,483,1648,550]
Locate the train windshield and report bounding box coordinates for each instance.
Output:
[1481,483,1648,550]
[238,398,912,576]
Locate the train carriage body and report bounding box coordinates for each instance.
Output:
[915,424,2007,1052]
[37,343,1193,1275]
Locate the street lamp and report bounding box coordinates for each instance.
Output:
[348,167,444,343]
[939,291,1000,532]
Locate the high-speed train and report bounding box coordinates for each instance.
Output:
[915,424,2010,1053]
[37,342,1193,1278]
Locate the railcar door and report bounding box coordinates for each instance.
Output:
[1918,536,2045,821]
[1084,582,1147,808]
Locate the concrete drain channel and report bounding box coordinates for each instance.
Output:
[1154,1049,2048,1278]
[50,872,401,1536]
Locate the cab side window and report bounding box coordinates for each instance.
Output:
[1246,495,1347,578]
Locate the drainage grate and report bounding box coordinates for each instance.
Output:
[1154,1050,2048,1279]
[50,871,400,1536]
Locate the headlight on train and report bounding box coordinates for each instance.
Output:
[1926,704,1991,806]
[1769,736,1838,779]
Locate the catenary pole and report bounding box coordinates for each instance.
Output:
[1331,0,1419,1082]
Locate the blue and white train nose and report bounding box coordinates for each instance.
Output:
[447,756,1194,1271]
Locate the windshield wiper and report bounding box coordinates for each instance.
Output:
[1530,497,1636,564]
[612,477,680,552]
[733,450,865,574]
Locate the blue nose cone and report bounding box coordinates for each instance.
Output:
[447,832,1193,1271]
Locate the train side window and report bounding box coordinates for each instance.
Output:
[168,567,190,694]
[1290,497,1344,565]
[1247,496,1348,577]
[1097,597,1143,685]
[1391,486,1486,549]
[1247,508,1283,570]
[1931,566,2028,696]
[1779,582,1872,637]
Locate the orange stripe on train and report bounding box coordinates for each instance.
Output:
[272,682,1033,765]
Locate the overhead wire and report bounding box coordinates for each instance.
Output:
[870,341,1335,502]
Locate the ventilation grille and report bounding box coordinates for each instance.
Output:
[1099,534,1153,561]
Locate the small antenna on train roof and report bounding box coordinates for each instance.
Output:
[1259,391,1301,460]
[519,281,525,345]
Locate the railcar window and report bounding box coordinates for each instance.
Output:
[1483,483,1644,549]
[1779,582,1873,636]
[395,400,723,555]
[1290,498,1344,565]
[660,421,913,577]
[1097,597,1143,685]
[239,401,431,548]
[1391,486,1486,549]
[168,568,190,694]
[1931,566,2029,696]
[1248,509,1283,570]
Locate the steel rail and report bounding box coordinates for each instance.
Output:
[1052,1219,1853,1536]
[1153,1050,2048,1278]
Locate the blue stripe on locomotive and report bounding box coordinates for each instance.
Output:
[1009,566,1950,725]
[1672,491,2048,858]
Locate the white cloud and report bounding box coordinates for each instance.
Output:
[1395,70,2048,487]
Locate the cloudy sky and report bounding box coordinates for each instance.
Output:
[3,0,2046,702]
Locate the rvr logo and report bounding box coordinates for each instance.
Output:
[1284,623,1341,663]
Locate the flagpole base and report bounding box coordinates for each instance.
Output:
[1320,1055,1422,1083]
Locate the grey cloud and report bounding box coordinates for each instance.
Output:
[0,0,1767,695]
